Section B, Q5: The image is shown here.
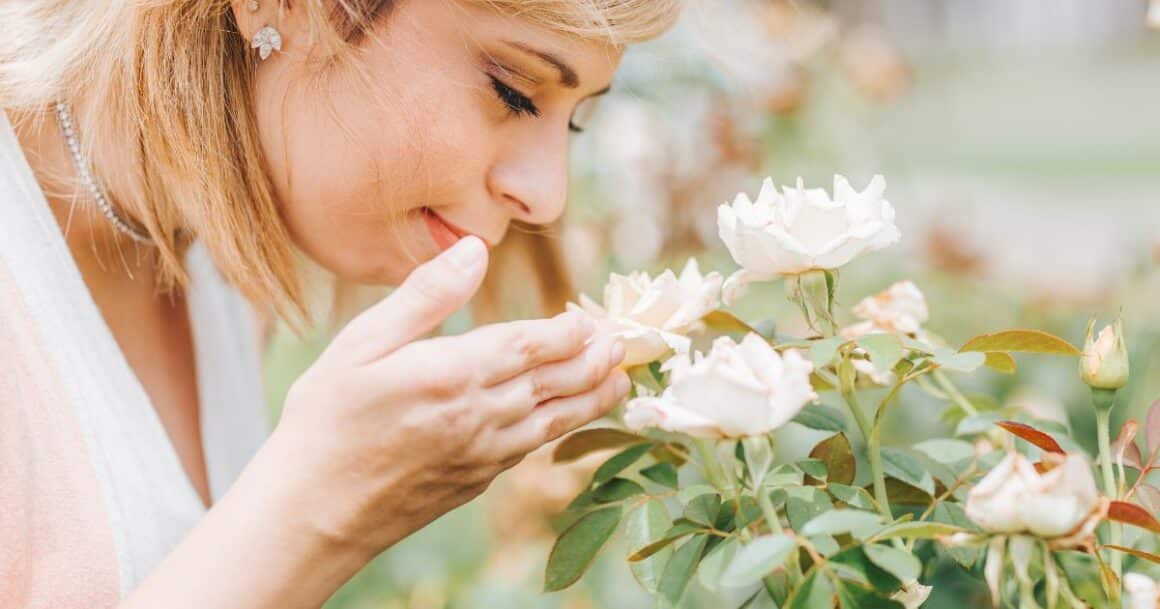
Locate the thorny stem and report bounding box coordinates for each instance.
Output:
[838,353,891,523]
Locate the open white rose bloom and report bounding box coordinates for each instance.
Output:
[566,258,721,368]
[622,334,817,438]
[717,175,901,303]
[1126,573,1160,609]
[965,452,1102,539]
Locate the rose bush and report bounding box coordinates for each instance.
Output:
[542,175,1158,609]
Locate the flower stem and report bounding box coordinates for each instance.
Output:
[1095,406,1122,582]
[932,370,978,417]
[838,354,892,523]
[756,485,803,586]
[693,438,731,493]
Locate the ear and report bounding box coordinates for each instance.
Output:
[229,0,306,51]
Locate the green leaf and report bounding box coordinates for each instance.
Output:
[809,432,856,486]
[830,547,903,592]
[954,412,1004,437]
[857,334,904,375]
[793,403,848,432]
[932,348,986,373]
[785,569,834,609]
[697,537,738,591]
[626,500,673,593]
[869,521,966,542]
[796,458,828,481]
[721,534,796,588]
[828,483,876,510]
[678,484,717,504]
[640,462,679,489]
[684,493,723,527]
[863,544,921,583]
[877,477,934,506]
[657,534,709,609]
[881,448,936,495]
[593,443,653,485]
[544,506,622,591]
[810,336,847,368]
[591,478,645,503]
[786,487,834,531]
[959,329,1081,356]
[800,509,884,539]
[554,428,649,463]
[701,310,763,336]
[912,438,976,466]
[629,521,703,562]
[835,582,906,609]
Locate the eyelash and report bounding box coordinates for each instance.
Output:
[488,75,584,133]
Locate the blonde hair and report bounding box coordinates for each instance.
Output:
[0,0,678,334]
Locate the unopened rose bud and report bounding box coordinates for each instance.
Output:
[1080,316,1129,392]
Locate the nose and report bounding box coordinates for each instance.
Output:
[487,126,569,226]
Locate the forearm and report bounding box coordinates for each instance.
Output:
[118,431,379,609]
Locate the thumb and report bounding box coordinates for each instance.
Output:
[323,236,489,366]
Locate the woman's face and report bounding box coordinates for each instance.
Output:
[249,0,621,285]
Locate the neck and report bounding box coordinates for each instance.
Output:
[9,103,163,292]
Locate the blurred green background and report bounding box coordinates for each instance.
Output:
[262,1,1160,607]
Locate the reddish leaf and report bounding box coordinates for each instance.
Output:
[1106,500,1160,534]
[1111,420,1144,470]
[995,420,1065,454]
[1136,485,1160,513]
[1147,398,1160,457]
[1105,545,1160,565]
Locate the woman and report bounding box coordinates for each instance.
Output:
[0,1,678,607]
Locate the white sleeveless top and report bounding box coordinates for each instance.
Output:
[0,109,270,607]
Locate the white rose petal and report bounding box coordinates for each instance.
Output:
[891,580,932,609]
[965,452,1102,539]
[1125,573,1160,609]
[568,258,722,368]
[717,175,901,298]
[623,334,818,438]
[844,280,930,338]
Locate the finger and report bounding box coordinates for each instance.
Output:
[483,333,624,428]
[320,236,488,367]
[497,369,632,459]
[466,310,598,387]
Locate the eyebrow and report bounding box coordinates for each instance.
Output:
[503,41,580,88]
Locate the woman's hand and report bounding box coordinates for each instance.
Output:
[273,235,630,557]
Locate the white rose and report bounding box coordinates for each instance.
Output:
[567,258,722,368]
[1125,573,1160,609]
[890,580,932,609]
[717,175,901,303]
[623,334,817,438]
[965,452,1101,538]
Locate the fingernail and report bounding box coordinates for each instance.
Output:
[609,340,625,365]
[447,236,485,270]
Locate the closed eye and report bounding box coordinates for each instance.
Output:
[488,75,586,133]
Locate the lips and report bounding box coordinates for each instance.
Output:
[422,207,488,252]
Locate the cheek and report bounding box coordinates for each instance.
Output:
[254,70,490,284]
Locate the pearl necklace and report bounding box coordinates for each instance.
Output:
[53,101,154,245]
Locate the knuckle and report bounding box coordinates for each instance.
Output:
[586,358,608,388]
[541,411,574,444]
[527,370,549,403]
[512,329,543,365]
